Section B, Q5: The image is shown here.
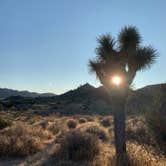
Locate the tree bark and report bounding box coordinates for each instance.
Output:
[112,95,128,166]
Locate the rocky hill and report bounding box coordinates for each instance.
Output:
[0,83,165,115]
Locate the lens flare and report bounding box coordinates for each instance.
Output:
[112,76,122,86]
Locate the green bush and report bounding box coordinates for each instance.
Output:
[0,117,12,129]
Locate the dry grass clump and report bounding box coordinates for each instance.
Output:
[146,111,166,153]
[145,87,166,150]
[0,123,52,157]
[38,120,50,129]
[83,124,109,142]
[44,132,114,166]
[85,116,94,122]
[78,118,87,123]
[127,142,166,166]
[27,115,42,125]
[48,122,61,135]
[146,110,166,142]
[0,134,42,157]
[48,118,70,136]
[3,123,52,139]
[0,117,12,129]
[66,119,77,129]
[57,131,100,162]
[100,117,112,127]
[126,117,155,145]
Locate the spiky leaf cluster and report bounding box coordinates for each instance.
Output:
[89,26,157,87]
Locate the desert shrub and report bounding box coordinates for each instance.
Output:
[0,123,52,157]
[0,117,12,129]
[66,119,77,129]
[28,115,42,124]
[4,123,52,139]
[100,117,112,127]
[85,125,109,142]
[145,87,166,144]
[125,117,155,145]
[85,116,94,122]
[127,142,166,166]
[39,120,49,129]
[48,122,61,135]
[146,111,166,142]
[57,131,100,161]
[0,135,42,157]
[78,118,87,123]
[48,118,69,135]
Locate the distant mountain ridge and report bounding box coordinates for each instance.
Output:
[0,83,165,115]
[0,83,95,99]
[0,88,56,99]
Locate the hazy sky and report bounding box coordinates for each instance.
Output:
[0,0,166,94]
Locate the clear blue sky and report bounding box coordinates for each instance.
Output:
[0,0,166,94]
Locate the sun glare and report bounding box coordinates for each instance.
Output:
[111,76,122,86]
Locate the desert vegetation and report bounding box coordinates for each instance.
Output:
[0,85,165,166]
[0,110,166,166]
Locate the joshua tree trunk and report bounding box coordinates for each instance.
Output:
[111,92,128,166]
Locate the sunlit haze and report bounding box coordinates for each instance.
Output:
[0,0,166,94]
[112,76,122,86]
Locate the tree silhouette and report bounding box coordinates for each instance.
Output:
[89,26,157,165]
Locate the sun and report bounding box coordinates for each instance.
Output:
[111,76,122,86]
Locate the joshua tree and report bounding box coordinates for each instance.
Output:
[89,26,157,165]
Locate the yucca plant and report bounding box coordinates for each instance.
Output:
[89,26,157,165]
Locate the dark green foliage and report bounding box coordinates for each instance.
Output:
[89,26,157,87]
[135,46,156,70]
[118,26,141,49]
